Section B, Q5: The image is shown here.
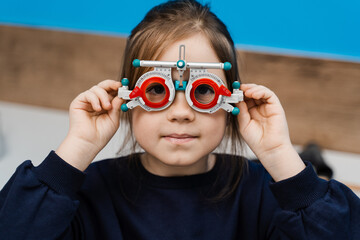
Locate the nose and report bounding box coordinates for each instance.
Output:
[166,91,195,122]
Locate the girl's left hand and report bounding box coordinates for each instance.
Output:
[236,84,305,181]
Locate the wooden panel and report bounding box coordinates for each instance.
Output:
[0,25,125,109]
[238,52,360,154]
[1,25,360,154]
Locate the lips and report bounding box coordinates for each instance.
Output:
[163,133,198,144]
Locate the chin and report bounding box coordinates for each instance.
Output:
[158,151,207,167]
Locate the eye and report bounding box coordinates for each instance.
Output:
[145,83,166,103]
[146,84,165,95]
[194,84,215,104]
[195,85,214,95]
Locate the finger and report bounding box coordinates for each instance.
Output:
[243,85,263,100]
[80,90,102,112]
[244,98,257,110]
[240,83,258,91]
[236,101,251,132]
[252,89,279,105]
[108,96,124,121]
[89,86,113,110]
[243,85,266,97]
[244,85,279,105]
[97,79,122,93]
[254,99,264,106]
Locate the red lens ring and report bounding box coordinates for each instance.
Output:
[140,77,170,108]
[190,79,220,109]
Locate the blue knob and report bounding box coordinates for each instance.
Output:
[232,107,240,116]
[121,78,129,86]
[121,104,129,112]
[223,62,232,71]
[232,81,241,89]
[132,59,141,67]
[177,60,186,69]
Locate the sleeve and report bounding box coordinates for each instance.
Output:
[0,151,86,240]
[267,162,360,240]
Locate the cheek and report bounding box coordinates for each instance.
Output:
[131,110,159,143]
[202,111,227,140]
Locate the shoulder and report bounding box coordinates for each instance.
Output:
[80,154,139,192]
[215,153,273,190]
[86,154,132,174]
[216,154,269,177]
[216,154,279,211]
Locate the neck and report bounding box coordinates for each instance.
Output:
[140,153,216,177]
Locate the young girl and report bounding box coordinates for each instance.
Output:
[1,0,359,239]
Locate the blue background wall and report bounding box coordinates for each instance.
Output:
[1,0,359,61]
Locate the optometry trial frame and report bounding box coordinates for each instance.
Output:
[118,45,243,115]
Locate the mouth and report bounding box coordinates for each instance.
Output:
[163,134,198,144]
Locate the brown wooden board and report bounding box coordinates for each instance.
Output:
[0,25,125,109]
[1,25,360,154]
[238,51,360,154]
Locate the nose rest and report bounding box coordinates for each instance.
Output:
[174,81,188,91]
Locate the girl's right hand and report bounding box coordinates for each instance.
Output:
[56,80,123,171]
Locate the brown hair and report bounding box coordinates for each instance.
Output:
[118,0,246,202]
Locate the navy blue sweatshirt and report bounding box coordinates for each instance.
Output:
[0,151,359,239]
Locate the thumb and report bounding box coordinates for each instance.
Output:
[108,97,123,122]
[236,101,250,132]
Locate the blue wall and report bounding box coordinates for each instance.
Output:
[1,0,359,61]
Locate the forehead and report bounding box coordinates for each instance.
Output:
[159,33,220,63]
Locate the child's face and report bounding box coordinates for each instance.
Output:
[132,33,227,176]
